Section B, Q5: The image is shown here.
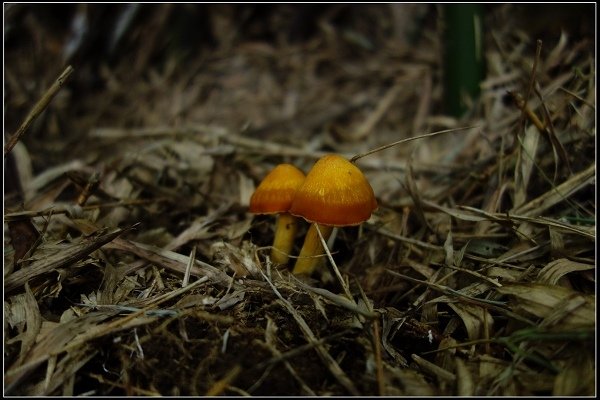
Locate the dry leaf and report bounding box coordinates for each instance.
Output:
[447,302,494,341]
[497,283,594,328]
[553,351,595,396]
[536,258,594,285]
[514,125,540,208]
[455,357,474,396]
[8,218,40,268]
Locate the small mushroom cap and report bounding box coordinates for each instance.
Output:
[249,164,306,214]
[289,154,377,226]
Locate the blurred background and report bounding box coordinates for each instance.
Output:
[4,4,594,164]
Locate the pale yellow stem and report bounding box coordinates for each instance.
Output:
[292,223,334,275]
[271,213,299,265]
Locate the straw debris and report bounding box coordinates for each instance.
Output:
[4,4,595,396]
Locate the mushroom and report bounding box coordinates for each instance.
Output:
[249,163,306,265]
[289,154,377,275]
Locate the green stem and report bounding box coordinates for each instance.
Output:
[443,4,485,117]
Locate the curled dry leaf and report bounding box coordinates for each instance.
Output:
[446,302,494,341]
[7,218,40,269]
[496,283,594,328]
[536,258,594,285]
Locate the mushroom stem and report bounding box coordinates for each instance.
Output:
[292,223,334,275]
[271,213,300,265]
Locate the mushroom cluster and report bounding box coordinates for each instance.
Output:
[249,155,377,276]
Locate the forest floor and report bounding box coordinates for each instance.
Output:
[4,4,596,396]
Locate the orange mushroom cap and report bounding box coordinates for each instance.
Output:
[249,164,306,214]
[289,154,377,226]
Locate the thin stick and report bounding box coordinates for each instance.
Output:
[350,125,478,163]
[182,245,196,287]
[515,39,542,140]
[4,65,74,157]
[372,317,386,396]
[3,197,170,221]
[316,224,353,301]
[204,365,242,396]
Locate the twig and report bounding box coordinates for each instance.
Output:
[204,365,242,396]
[182,245,196,287]
[511,163,595,217]
[291,277,378,319]
[4,65,74,157]
[350,125,478,163]
[315,224,353,301]
[411,354,456,382]
[372,317,386,396]
[4,198,170,222]
[515,39,542,140]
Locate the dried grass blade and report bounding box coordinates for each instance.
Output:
[166,203,231,251]
[350,125,478,162]
[515,39,542,140]
[182,246,196,287]
[204,364,242,396]
[447,302,494,341]
[14,283,42,366]
[534,85,572,175]
[384,364,436,396]
[106,238,233,287]
[31,346,98,396]
[97,263,118,305]
[514,125,540,208]
[4,311,118,394]
[422,200,594,239]
[536,258,594,285]
[455,357,474,396]
[458,205,595,239]
[4,226,133,293]
[314,224,353,301]
[372,226,442,251]
[406,157,431,232]
[292,277,378,319]
[444,264,502,287]
[380,313,409,367]
[391,271,536,326]
[372,317,386,396]
[4,66,74,157]
[552,351,595,396]
[225,133,334,160]
[411,353,456,382]
[420,200,489,222]
[8,275,210,392]
[387,270,503,307]
[497,283,595,328]
[443,229,454,268]
[512,163,595,217]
